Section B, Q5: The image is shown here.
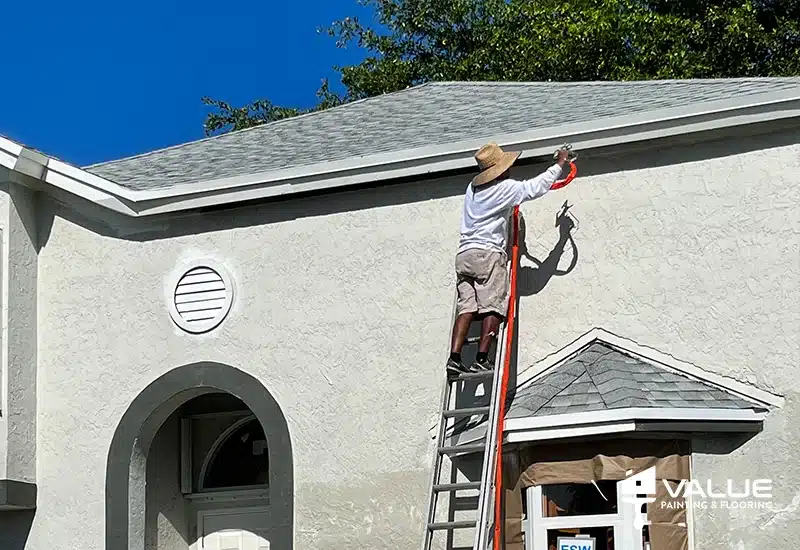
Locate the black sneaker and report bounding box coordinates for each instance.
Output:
[469,357,495,372]
[446,358,470,377]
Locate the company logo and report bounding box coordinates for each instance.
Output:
[619,467,657,530]
[620,466,774,526]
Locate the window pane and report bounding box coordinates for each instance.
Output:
[204,419,269,490]
[548,526,614,550]
[542,481,618,517]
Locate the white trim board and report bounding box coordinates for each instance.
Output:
[448,406,765,450]
[1,88,798,218]
[514,328,784,409]
[504,407,767,442]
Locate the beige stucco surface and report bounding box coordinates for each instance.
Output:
[0,126,797,549]
[0,181,38,484]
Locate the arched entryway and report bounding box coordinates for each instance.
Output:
[105,362,293,550]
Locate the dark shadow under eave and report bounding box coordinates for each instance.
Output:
[34,117,799,246]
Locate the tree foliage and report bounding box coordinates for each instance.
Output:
[203,0,800,135]
[202,79,343,135]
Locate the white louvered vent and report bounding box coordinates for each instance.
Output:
[168,262,234,334]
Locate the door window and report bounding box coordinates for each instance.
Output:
[525,481,650,550]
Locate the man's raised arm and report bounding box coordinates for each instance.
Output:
[508,148,572,205]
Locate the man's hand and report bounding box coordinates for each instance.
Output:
[556,148,571,166]
[553,144,574,166]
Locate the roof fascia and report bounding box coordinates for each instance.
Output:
[515,328,785,409]
[503,407,767,433]
[504,417,762,444]
[126,91,800,216]
[505,420,638,443]
[0,136,22,169]
[0,138,139,215]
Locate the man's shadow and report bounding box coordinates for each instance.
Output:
[517,200,580,297]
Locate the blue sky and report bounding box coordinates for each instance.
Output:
[1,0,373,166]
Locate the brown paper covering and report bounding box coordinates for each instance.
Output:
[502,439,690,550]
[647,480,689,550]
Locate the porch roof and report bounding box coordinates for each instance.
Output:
[507,342,765,419]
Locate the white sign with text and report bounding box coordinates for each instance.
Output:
[556,536,596,550]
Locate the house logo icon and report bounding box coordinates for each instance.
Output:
[619,466,657,530]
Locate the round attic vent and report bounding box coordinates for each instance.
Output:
[168,261,234,334]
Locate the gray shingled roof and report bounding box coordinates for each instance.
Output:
[507,342,764,419]
[85,78,800,192]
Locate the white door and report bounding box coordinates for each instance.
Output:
[198,507,271,550]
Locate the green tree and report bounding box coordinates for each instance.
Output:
[203,0,800,135]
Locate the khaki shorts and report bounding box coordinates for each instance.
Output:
[455,248,509,317]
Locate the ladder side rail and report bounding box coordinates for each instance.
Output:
[420,295,460,550]
[490,206,523,550]
[473,312,509,549]
[475,206,521,550]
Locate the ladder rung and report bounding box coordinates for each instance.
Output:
[443,406,490,418]
[450,370,494,381]
[433,481,482,492]
[438,444,485,455]
[427,519,477,531]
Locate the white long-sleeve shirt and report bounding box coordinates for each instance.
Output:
[457,163,562,255]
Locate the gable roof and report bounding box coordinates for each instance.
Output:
[507,342,764,419]
[443,328,780,448]
[2,78,800,218]
[84,78,800,192]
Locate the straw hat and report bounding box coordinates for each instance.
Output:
[471,142,521,186]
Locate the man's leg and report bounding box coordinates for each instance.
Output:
[448,254,478,376]
[478,313,503,354]
[447,312,475,376]
[468,313,503,371]
[451,312,475,355]
[471,251,509,371]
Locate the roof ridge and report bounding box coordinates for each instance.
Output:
[534,363,588,414]
[85,83,436,170]
[580,345,618,409]
[428,77,800,87]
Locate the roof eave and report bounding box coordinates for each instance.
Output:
[504,406,768,435]
[504,411,766,444]
[452,407,767,448]
[3,88,799,217]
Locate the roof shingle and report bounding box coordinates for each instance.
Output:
[85,78,800,191]
[507,342,764,418]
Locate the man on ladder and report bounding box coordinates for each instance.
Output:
[446,142,573,376]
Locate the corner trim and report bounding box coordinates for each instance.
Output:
[0,479,37,510]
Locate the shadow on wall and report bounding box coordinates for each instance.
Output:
[37,164,479,245]
[506,202,580,400]
[0,510,34,550]
[517,201,579,298]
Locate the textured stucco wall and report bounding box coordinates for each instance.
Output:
[506,135,800,548]
[0,182,7,479]
[0,181,38,484]
[20,126,800,550]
